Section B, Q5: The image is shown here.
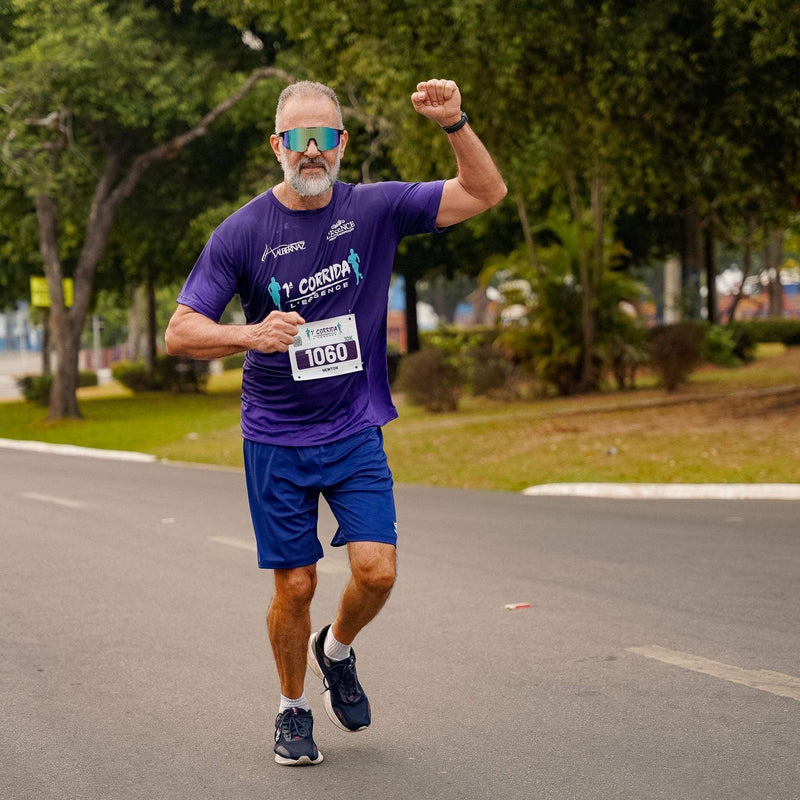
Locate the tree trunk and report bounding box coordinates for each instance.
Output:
[146,272,157,372]
[127,285,145,359]
[34,194,81,418]
[680,201,703,319]
[35,152,118,418]
[726,240,751,323]
[764,228,784,317]
[30,66,293,418]
[590,171,604,295]
[704,227,718,324]
[725,214,757,323]
[566,170,595,392]
[404,271,420,354]
[49,312,82,418]
[40,310,52,376]
[513,188,540,273]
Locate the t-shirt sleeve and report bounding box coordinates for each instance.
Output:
[385,180,445,238]
[176,231,239,322]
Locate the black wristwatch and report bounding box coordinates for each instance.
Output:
[442,112,468,134]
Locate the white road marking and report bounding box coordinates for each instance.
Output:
[208,536,348,574]
[209,536,256,552]
[21,492,88,509]
[627,645,800,701]
[1,437,156,462]
[524,483,800,499]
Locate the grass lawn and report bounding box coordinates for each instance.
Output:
[1,345,798,491]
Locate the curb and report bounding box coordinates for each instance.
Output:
[522,483,800,500]
[0,438,157,463]
[3,438,798,498]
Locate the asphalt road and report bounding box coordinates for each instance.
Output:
[1,448,798,800]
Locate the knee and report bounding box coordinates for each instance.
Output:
[274,566,317,609]
[353,554,396,597]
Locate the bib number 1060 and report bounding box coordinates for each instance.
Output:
[302,343,349,367]
[297,339,358,371]
[289,314,362,381]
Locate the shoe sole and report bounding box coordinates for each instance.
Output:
[274,751,324,766]
[306,632,368,733]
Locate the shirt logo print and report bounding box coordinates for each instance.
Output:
[326,219,356,241]
[261,240,306,261]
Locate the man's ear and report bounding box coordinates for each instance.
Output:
[269,133,282,161]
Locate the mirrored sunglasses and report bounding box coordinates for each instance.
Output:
[279,127,343,152]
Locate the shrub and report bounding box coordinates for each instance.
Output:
[112,356,208,393]
[79,370,99,388]
[16,371,97,405]
[604,332,648,391]
[387,343,402,386]
[647,322,705,391]
[703,325,741,367]
[112,359,154,391]
[420,326,497,355]
[726,324,756,363]
[221,352,246,371]
[396,347,462,412]
[728,318,800,346]
[467,343,513,396]
[153,354,209,393]
[16,374,52,405]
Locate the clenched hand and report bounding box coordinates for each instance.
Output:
[411,79,463,128]
[251,311,305,353]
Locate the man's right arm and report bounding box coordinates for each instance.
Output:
[410,79,507,228]
[165,304,304,360]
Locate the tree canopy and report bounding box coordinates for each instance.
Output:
[1,0,290,415]
[1,0,799,412]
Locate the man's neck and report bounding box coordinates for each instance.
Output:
[272,182,334,211]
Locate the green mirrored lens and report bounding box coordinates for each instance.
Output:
[281,127,341,152]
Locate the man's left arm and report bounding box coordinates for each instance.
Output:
[411,79,508,228]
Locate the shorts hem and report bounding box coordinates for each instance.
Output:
[331,534,397,548]
[258,556,321,570]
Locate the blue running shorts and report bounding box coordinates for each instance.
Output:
[243,427,397,570]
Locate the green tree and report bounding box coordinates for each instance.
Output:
[482,212,646,394]
[202,0,520,345]
[206,0,800,373]
[96,87,288,370]
[1,0,290,417]
[0,176,38,308]
[604,0,800,322]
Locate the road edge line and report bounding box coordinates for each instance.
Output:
[0,437,157,463]
[522,482,800,500]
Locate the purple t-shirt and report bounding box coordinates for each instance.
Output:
[177,179,444,446]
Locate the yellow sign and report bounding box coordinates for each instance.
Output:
[30,276,74,308]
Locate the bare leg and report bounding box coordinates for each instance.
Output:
[331,541,396,646]
[267,565,317,698]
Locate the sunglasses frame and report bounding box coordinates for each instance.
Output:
[278,127,345,153]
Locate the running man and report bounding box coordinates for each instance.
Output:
[165,78,506,766]
[348,248,362,285]
[267,276,282,310]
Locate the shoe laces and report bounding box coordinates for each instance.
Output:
[323,656,362,702]
[279,709,312,741]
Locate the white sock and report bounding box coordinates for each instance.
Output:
[279,693,310,712]
[323,626,352,662]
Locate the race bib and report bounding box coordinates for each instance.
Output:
[288,314,363,381]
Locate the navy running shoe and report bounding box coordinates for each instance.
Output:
[273,707,323,766]
[307,625,371,732]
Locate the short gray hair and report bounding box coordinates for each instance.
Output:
[275,81,342,132]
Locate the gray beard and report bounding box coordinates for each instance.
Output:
[282,154,340,197]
